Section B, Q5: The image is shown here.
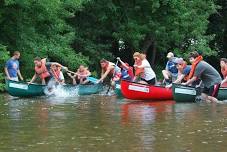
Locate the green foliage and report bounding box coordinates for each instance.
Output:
[72,0,217,63]
[0,44,9,91]
[0,0,89,79]
[0,0,224,89]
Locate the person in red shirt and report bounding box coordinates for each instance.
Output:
[220,58,227,87]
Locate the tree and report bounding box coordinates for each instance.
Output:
[0,44,9,90]
[0,0,89,79]
[207,0,227,57]
[71,0,217,69]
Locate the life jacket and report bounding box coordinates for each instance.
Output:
[134,60,144,78]
[103,61,121,77]
[35,59,50,80]
[187,56,203,80]
[51,69,61,81]
[180,61,190,81]
[135,67,144,77]
[77,69,89,78]
[103,62,114,76]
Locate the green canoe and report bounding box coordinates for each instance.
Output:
[115,83,123,97]
[77,83,103,95]
[6,79,103,97]
[217,87,227,101]
[172,83,227,102]
[5,79,45,97]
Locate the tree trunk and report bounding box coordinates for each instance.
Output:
[142,37,156,68]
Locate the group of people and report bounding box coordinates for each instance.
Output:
[4,51,92,88]
[4,50,227,102]
[97,52,156,86]
[96,51,227,103]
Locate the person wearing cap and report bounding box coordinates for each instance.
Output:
[162,52,178,84]
[166,58,191,88]
[182,51,222,102]
[116,57,134,81]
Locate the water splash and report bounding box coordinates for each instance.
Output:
[44,85,79,98]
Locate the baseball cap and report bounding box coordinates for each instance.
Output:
[166,52,174,58]
[173,58,184,64]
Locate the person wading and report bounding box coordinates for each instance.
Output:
[97,59,121,84]
[29,57,66,85]
[4,51,23,81]
[182,51,222,103]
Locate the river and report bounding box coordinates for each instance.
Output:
[0,93,227,152]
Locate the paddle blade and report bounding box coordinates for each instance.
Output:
[87,77,98,83]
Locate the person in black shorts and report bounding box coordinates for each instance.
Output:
[182,51,222,102]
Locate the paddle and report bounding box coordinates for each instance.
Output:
[87,76,99,84]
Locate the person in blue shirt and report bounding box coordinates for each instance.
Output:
[166,58,191,88]
[4,51,23,81]
[162,52,178,84]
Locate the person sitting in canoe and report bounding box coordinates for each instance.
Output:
[182,51,222,102]
[133,53,144,82]
[50,64,65,85]
[44,64,66,94]
[166,58,191,88]
[220,58,227,87]
[28,57,67,85]
[133,52,156,85]
[97,59,121,84]
[67,65,91,85]
[4,51,23,81]
[116,57,134,81]
[162,52,178,84]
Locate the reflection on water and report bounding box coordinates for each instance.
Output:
[0,94,227,152]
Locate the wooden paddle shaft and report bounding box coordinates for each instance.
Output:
[66,70,77,75]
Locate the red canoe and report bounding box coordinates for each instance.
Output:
[121,80,173,100]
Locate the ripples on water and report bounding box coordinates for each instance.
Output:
[0,93,227,152]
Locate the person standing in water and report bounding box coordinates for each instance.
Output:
[29,57,66,85]
[182,51,222,102]
[4,51,23,81]
[97,59,121,84]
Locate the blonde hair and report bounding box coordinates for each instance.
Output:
[133,52,146,60]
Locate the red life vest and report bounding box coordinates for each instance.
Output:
[103,62,115,76]
[134,60,144,77]
[187,56,203,80]
[51,69,60,81]
[35,59,50,80]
